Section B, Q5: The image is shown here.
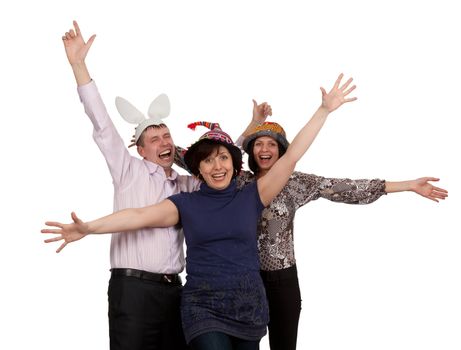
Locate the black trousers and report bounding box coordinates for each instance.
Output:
[108,273,188,350]
[190,332,260,350]
[260,265,302,350]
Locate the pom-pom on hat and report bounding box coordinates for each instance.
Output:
[184,121,242,177]
[242,122,290,153]
[115,93,170,145]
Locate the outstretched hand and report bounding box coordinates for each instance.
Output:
[321,73,357,113]
[42,212,89,253]
[62,20,96,65]
[252,99,272,125]
[411,177,448,202]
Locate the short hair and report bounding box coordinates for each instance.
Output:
[246,137,286,174]
[136,124,168,147]
[187,139,242,179]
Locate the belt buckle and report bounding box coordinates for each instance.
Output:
[163,275,172,283]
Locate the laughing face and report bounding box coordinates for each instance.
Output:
[137,126,175,175]
[198,145,234,190]
[253,136,280,175]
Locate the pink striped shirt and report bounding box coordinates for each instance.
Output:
[78,81,200,274]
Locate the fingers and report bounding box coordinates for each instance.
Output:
[259,102,271,116]
[73,20,81,36]
[266,105,272,116]
[44,236,63,243]
[424,188,448,202]
[432,186,448,193]
[343,84,356,96]
[320,87,327,96]
[344,97,358,103]
[86,34,96,49]
[339,77,353,91]
[252,99,258,108]
[44,221,64,228]
[71,211,81,224]
[333,73,344,89]
[424,177,440,182]
[56,242,67,253]
[431,189,448,199]
[41,228,63,234]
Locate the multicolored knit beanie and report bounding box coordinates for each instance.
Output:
[184,121,242,177]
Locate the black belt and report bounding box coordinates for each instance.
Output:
[111,268,182,285]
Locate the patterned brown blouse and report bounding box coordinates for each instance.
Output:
[236,171,387,271]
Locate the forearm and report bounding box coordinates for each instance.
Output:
[285,105,329,163]
[241,120,261,138]
[87,208,150,235]
[234,120,261,149]
[258,106,329,205]
[385,181,413,193]
[71,62,91,86]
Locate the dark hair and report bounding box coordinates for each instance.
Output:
[187,139,242,179]
[247,138,286,174]
[136,124,168,147]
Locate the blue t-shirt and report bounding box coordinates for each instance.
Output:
[169,180,268,342]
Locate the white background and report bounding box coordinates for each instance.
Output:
[1,1,460,349]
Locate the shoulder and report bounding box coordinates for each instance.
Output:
[236,170,256,188]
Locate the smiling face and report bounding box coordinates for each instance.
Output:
[137,125,175,175]
[252,136,280,175]
[198,145,234,190]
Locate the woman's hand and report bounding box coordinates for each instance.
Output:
[321,73,357,113]
[42,212,89,253]
[410,177,448,202]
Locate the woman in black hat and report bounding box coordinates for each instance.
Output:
[42,74,359,350]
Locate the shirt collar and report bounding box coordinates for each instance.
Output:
[144,159,178,181]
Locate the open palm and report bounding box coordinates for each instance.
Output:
[321,73,357,113]
[412,177,448,202]
[42,212,89,253]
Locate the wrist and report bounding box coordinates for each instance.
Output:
[316,105,330,119]
[407,180,417,192]
[70,61,86,69]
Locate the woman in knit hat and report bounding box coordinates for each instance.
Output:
[235,102,448,350]
[42,74,359,350]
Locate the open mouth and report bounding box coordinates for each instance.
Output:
[211,172,226,180]
[258,155,273,163]
[159,149,172,160]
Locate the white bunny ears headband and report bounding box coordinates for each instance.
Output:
[115,93,170,145]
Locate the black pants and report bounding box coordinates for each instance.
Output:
[108,273,188,350]
[190,332,260,350]
[260,265,302,350]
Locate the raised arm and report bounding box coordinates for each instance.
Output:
[62,20,95,86]
[258,73,357,206]
[42,200,179,253]
[62,21,136,186]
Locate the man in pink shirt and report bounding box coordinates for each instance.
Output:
[62,21,200,350]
